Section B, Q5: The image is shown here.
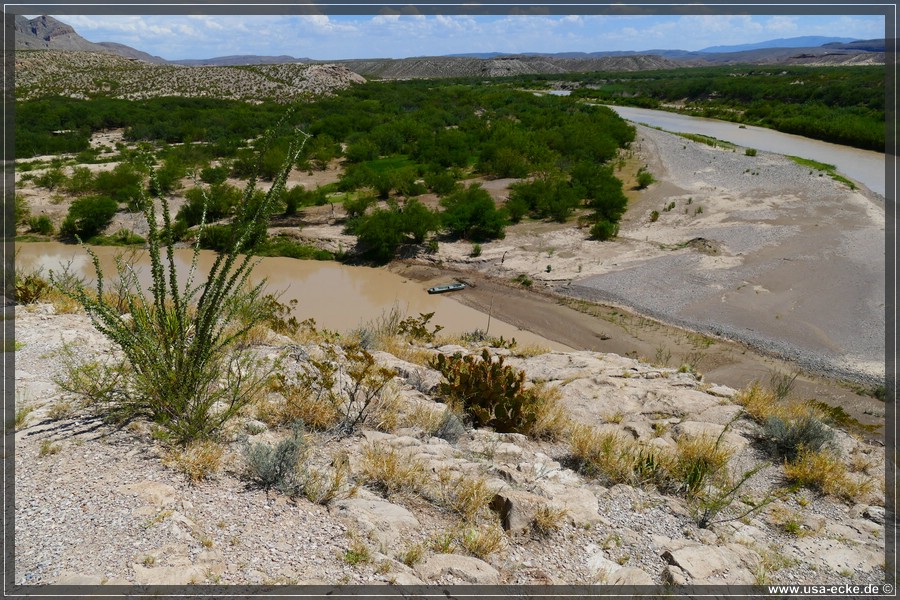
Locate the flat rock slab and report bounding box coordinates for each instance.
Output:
[330,498,419,549]
[417,553,500,584]
[662,542,759,584]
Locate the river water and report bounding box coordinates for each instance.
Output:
[605,105,886,197]
[14,242,569,350]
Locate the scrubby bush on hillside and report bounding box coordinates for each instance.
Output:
[60,196,118,240]
[51,119,311,444]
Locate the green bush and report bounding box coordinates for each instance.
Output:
[589,219,619,241]
[60,196,118,240]
[15,193,30,225]
[28,215,54,235]
[760,412,834,462]
[51,122,311,444]
[636,168,655,189]
[429,349,545,435]
[440,184,506,242]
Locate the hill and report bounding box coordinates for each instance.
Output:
[14,50,365,102]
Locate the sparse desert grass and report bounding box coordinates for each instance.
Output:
[398,543,425,567]
[359,443,427,497]
[669,434,733,496]
[455,521,507,559]
[783,447,874,501]
[434,467,494,522]
[531,505,568,537]
[163,439,224,483]
[567,424,639,484]
[14,404,36,430]
[38,439,61,457]
[302,452,356,505]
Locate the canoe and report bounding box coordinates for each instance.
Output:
[427,282,466,294]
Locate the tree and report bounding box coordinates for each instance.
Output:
[440,184,506,242]
[400,199,440,244]
[60,196,118,240]
[355,209,404,264]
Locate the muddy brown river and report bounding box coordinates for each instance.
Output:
[14,241,569,349]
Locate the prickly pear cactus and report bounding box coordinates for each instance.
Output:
[429,349,540,433]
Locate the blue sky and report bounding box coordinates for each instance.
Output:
[32,13,885,61]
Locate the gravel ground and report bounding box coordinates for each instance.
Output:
[567,125,885,386]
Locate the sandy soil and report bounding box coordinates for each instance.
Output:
[415,126,885,386]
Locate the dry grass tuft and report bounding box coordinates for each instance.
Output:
[360,443,427,497]
[531,505,568,537]
[526,382,570,441]
[261,376,342,431]
[163,439,224,483]
[783,447,874,502]
[567,424,638,484]
[455,521,507,559]
[434,468,494,522]
[670,434,732,496]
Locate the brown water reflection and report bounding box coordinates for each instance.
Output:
[15,242,568,349]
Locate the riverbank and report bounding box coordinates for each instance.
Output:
[411,124,884,385]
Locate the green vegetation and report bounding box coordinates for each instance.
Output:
[557,65,883,151]
[787,155,857,189]
[60,195,118,241]
[429,348,565,438]
[49,118,309,444]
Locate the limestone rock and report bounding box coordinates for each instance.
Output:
[489,490,549,535]
[661,542,759,584]
[610,566,655,585]
[416,553,500,584]
[330,498,419,550]
[132,563,208,585]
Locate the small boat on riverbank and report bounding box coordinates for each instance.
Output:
[427,282,466,294]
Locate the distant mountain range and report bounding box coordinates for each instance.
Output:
[14,15,886,73]
[697,36,858,53]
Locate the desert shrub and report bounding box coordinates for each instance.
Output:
[34,167,67,190]
[440,184,507,242]
[745,148,758,157]
[649,210,659,223]
[199,164,230,185]
[244,426,307,495]
[636,167,655,189]
[274,342,396,435]
[92,162,145,207]
[589,219,619,241]
[60,196,118,240]
[15,267,52,304]
[429,349,553,436]
[28,215,54,235]
[15,193,30,225]
[50,120,310,444]
[761,412,834,462]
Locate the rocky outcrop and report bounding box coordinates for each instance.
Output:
[13,307,887,587]
[15,51,365,102]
